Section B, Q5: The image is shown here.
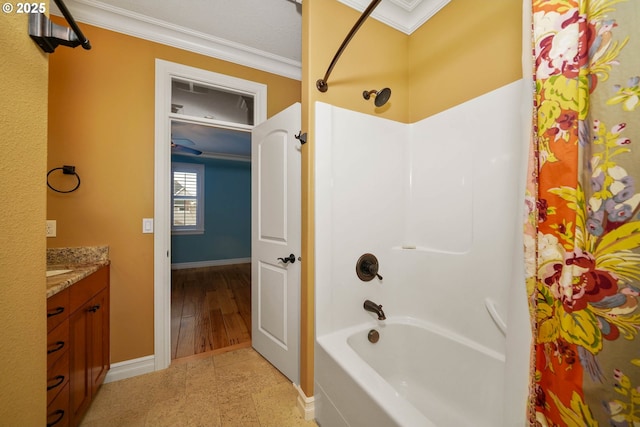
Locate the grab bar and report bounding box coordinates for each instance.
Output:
[484,298,507,336]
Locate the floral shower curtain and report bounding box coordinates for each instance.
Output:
[526,0,640,425]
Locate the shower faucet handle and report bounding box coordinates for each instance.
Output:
[362,260,382,279]
[356,253,383,281]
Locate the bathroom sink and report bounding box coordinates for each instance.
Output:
[46,269,73,277]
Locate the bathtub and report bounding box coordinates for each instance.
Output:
[314,317,506,427]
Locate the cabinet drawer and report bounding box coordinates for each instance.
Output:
[47,318,69,369]
[47,382,69,427]
[47,347,69,406]
[47,288,70,333]
[70,267,108,313]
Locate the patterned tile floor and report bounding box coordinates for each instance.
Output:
[80,347,318,427]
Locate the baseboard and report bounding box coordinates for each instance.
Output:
[294,383,315,421]
[104,355,156,383]
[171,258,250,270]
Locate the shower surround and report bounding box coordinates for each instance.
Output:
[314,80,528,426]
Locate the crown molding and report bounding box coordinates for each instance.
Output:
[338,0,451,34]
[50,0,302,81]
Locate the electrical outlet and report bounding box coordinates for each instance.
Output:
[46,220,57,238]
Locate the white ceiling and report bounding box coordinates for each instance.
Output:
[53,0,451,80]
[85,0,303,61]
[51,0,450,157]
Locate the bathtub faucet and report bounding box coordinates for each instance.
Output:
[363,300,386,320]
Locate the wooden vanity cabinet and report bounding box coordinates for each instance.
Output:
[47,266,110,427]
[47,288,71,427]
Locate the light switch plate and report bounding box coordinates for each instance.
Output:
[142,218,154,234]
[46,220,57,238]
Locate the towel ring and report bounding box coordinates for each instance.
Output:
[47,166,81,193]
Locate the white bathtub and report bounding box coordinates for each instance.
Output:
[314,317,505,427]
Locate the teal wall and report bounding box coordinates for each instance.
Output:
[171,154,251,264]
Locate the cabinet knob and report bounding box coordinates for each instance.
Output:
[87,304,101,313]
[47,375,65,391]
[47,306,65,318]
[46,409,65,427]
[47,341,65,354]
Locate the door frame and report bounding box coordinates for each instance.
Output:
[153,59,267,370]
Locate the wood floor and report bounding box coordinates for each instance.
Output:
[171,264,251,360]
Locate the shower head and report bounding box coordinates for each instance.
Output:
[363,88,391,107]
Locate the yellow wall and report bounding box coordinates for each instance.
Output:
[408,0,523,121]
[300,0,522,396]
[0,4,49,425]
[48,21,301,363]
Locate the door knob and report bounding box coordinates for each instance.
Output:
[277,254,296,264]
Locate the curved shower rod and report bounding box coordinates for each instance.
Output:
[316,0,382,92]
[54,0,91,50]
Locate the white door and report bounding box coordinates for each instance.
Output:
[251,103,301,384]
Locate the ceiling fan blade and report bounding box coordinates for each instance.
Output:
[171,143,202,155]
[172,137,196,146]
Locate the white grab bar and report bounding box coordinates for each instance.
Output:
[484,298,507,336]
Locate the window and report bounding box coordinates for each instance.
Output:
[171,162,204,234]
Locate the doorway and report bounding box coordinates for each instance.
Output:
[170,123,253,360]
[154,59,267,370]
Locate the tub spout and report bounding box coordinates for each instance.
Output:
[363,299,386,320]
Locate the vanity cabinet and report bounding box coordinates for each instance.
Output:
[47,287,71,427]
[46,266,110,427]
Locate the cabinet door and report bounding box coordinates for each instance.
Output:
[89,288,110,393]
[47,382,70,427]
[68,305,91,427]
[66,266,110,427]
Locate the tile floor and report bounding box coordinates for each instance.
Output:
[80,347,318,427]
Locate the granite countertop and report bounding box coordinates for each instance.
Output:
[46,246,110,298]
